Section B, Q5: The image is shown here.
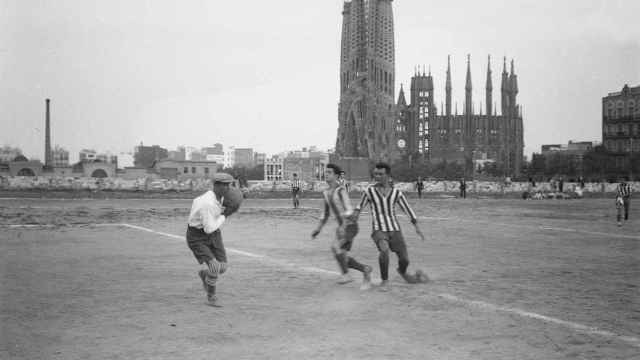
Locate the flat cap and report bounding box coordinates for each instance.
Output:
[213,172,234,183]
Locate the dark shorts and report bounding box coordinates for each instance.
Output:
[336,222,358,251]
[371,230,408,260]
[292,189,300,195]
[186,226,227,264]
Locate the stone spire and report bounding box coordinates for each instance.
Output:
[445,55,452,116]
[486,55,493,117]
[397,83,407,107]
[509,59,519,117]
[501,56,510,116]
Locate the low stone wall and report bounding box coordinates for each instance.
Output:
[1,176,638,194]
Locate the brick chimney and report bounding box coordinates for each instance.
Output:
[45,98,52,167]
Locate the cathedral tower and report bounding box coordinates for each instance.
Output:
[335,0,398,161]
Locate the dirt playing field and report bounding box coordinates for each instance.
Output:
[1,197,639,359]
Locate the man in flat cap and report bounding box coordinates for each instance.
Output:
[186,172,235,307]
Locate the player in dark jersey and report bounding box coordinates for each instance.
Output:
[353,162,428,289]
[312,164,372,290]
[291,173,302,209]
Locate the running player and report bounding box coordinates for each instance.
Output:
[616,178,632,226]
[353,162,428,289]
[291,173,302,209]
[186,173,234,307]
[311,164,372,289]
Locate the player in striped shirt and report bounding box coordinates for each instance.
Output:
[616,178,632,226]
[353,162,428,288]
[291,173,302,209]
[312,164,372,289]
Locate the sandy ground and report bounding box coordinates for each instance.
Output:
[1,197,639,359]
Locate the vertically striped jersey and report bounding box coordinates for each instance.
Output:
[357,185,417,232]
[617,183,632,198]
[320,186,353,226]
[291,179,302,191]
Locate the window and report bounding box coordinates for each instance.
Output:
[204,167,209,174]
[191,167,196,174]
[617,101,624,118]
[183,167,188,174]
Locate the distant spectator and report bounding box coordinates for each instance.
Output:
[558,177,564,193]
[459,178,467,199]
[339,171,351,193]
[416,177,424,199]
[579,176,585,189]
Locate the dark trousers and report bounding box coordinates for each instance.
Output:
[460,188,466,198]
[417,189,423,199]
[371,231,409,280]
[617,197,631,222]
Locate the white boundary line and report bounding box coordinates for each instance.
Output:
[91,222,640,348]
[3,224,58,228]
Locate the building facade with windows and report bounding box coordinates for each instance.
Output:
[134,144,168,168]
[152,159,221,180]
[264,156,284,182]
[234,148,254,168]
[52,146,70,167]
[602,84,640,170]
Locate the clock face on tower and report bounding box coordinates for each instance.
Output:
[397,139,406,149]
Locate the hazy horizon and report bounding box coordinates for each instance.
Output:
[2,0,639,163]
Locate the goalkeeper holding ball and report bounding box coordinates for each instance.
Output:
[186,173,243,307]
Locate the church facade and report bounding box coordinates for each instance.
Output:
[334,1,524,176]
[396,55,524,176]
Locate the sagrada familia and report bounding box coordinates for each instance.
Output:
[335,0,524,175]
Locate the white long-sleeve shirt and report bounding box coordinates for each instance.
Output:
[188,190,226,234]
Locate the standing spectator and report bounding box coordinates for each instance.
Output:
[339,170,350,193]
[579,176,585,189]
[291,173,302,209]
[559,177,564,193]
[416,177,424,199]
[616,178,632,226]
[459,178,467,199]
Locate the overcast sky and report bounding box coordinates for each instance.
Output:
[1,0,639,163]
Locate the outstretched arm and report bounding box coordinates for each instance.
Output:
[311,201,330,238]
[397,191,424,241]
